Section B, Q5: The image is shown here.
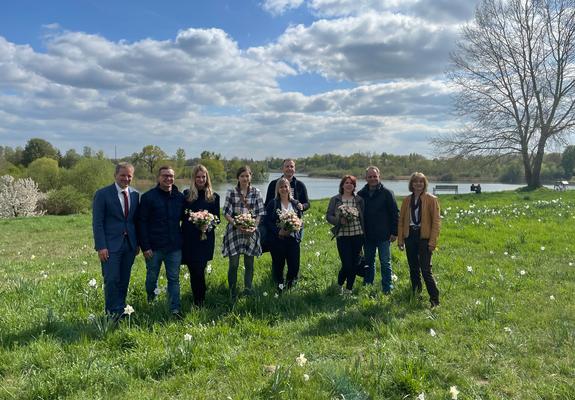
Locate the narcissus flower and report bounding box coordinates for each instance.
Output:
[295,353,307,366]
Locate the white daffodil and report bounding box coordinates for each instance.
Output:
[184,333,192,342]
[429,328,437,337]
[207,264,212,274]
[295,353,307,367]
[467,266,473,273]
[504,326,512,333]
[123,305,135,315]
[519,270,526,276]
[417,393,425,400]
[88,278,97,288]
[303,373,310,381]
[540,246,545,251]
[549,295,555,300]
[449,385,460,399]
[154,287,161,295]
[263,291,268,297]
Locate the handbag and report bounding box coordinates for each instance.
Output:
[258,223,271,253]
[355,254,369,277]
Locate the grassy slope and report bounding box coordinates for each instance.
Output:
[0,190,574,399]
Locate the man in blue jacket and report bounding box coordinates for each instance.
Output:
[357,166,399,293]
[92,162,139,319]
[139,166,185,316]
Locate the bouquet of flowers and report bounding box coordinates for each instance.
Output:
[276,209,302,234]
[233,212,256,231]
[338,204,359,222]
[187,209,216,240]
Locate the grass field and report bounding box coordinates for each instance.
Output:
[0,190,574,399]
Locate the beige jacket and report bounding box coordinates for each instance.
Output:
[397,192,441,249]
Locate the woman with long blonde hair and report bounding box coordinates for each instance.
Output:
[181,164,220,307]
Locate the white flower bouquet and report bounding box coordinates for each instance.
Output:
[276,209,302,233]
[338,204,359,222]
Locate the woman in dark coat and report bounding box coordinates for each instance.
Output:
[182,164,220,306]
[264,177,303,292]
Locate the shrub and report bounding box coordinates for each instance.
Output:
[43,186,90,215]
[0,175,45,218]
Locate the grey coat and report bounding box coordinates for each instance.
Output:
[325,194,365,238]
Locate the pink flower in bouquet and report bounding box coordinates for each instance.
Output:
[187,209,215,240]
[233,212,256,231]
[276,209,302,233]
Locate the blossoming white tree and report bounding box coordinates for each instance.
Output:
[0,175,45,218]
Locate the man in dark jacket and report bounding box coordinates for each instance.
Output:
[357,166,399,293]
[264,159,310,211]
[139,166,185,316]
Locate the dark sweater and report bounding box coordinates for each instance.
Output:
[138,184,185,252]
[357,183,399,243]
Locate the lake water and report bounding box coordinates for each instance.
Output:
[211,173,531,199]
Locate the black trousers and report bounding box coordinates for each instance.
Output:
[336,235,363,290]
[405,228,439,305]
[186,262,207,306]
[270,237,300,289]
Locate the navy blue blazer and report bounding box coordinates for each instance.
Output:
[92,183,140,252]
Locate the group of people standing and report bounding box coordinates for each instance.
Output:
[92,159,441,321]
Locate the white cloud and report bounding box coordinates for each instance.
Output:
[267,12,457,82]
[0,0,472,159]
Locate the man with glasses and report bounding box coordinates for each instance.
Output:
[139,166,185,317]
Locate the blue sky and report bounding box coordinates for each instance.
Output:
[0,0,480,159]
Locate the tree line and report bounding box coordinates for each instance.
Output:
[1,138,574,217]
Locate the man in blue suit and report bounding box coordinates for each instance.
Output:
[92,162,139,319]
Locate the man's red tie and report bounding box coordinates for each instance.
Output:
[122,190,129,219]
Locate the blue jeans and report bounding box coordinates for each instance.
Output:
[145,249,182,312]
[101,238,136,315]
[363,240,393,292]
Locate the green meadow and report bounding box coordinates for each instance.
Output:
[0,190,574,399]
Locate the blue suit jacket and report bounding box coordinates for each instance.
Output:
[92,183,140,252]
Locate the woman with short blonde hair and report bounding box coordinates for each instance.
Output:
[398,172,441,308]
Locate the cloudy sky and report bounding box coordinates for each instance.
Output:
[0,0,480,159]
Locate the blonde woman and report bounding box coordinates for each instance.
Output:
[181,164,220,307]
[397,172,441,308]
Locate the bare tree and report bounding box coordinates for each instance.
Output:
[436,0,575,188]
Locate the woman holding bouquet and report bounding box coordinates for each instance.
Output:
[326,175,365,295]
[264,177,303,292]
[397,172,441,308]
[182,164,220,307]
[222,165,265,299]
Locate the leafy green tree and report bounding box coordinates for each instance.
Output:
[135,145,168,175]
[26,157,61,191]
[21,138,59,166]
[199,159,226,183]
[561,146,575,179]
[60,149,81,169]
[68,158,115,199]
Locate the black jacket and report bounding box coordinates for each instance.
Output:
[264,176,310,211]
[357,183,398,243]
[138,184,185,252]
